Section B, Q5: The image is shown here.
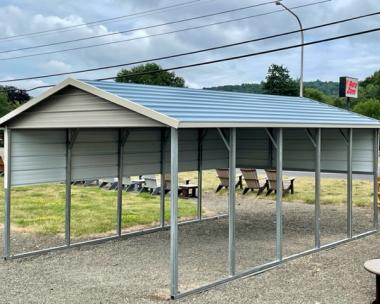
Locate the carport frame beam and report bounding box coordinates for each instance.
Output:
[170,127,179,298]
[347,128,353,239]
[275,128,283,261]
[374,129,379,230]
[65,128,78,246]
[315,128,321,248]
[117,129,129,236]
[229,128,237,276]
[3,126,11,259]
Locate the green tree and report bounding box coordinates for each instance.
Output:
[0,86,30,105]
[353,98,380,120]
[304,87,345,108]
[262,64,298,96]
[0,91,14,117]
[116,63,185,87]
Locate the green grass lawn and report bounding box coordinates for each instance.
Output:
[0,178,197,237]
[183,170,374,207]
[0,170,373,237]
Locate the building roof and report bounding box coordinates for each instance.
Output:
[1,78,380,128]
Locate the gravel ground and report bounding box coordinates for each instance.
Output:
[0,194,378,304]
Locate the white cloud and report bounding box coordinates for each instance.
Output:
[0,0,378,92]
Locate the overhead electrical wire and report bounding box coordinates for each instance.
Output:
[2,11,378,83]
[0,0,209,41]
[24,26,380,91]
[0,0,278,54]
[0,0,331,61]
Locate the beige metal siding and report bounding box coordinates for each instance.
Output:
[11,129,66,185]
[8,87,164,128]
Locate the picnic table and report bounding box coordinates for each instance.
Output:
[179,183,198,198]
[364,259,380,304]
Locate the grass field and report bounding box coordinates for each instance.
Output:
[0,178,197,237]
[0,170,374,237]
[183,170,374,207]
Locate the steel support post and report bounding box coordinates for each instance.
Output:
[3,127,11,259]
[170,127,179,298]
[197,129,203,220]
[160,128,166,227]
[276,128,283,261]
[65,129,73,246]
[228,128,236,276]
[315,128,321,248]
[117,129,128,236]
[347,128,353,239]
[374,129,379,230]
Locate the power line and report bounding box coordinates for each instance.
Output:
[25,26,380,91]
[0,0,331,61]
[2,11,378,83]
[0,1,277,54]
[0,0,207,41]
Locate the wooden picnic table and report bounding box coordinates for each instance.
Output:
[179,184,198,198]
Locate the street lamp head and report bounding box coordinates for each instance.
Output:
[275,0,282,5]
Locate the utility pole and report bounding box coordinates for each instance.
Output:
[276,0,304,97]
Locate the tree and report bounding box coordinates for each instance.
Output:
[116,63,185,87]
[0,91,14,117]
[353,98,380,120]
[0,85,30,105]
[262,64,298,96]
[304,87,345,108]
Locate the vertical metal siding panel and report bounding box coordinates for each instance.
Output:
[11,130,66,185]
[123,129,161,176]
[201,129,228,170]
[71,129,118,180]
[352,129,373,172]
[282,129,315,170]
[319,128,373,173]
[237,128,269,168]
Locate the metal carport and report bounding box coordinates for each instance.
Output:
[1,78,380,299]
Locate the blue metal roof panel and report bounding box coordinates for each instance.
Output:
[82,80,380,126]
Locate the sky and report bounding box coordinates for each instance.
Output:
[0,0,379,95]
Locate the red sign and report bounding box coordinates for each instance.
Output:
[339,76,359,98]
[345,77,358,98]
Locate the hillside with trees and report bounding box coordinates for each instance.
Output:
[205,64,380,120]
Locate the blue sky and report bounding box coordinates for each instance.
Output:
[0,0,379,95]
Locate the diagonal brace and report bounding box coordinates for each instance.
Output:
[339,128,348,145]
[217,128,230,151]
[265,128,278,150]
[305,128,317,148]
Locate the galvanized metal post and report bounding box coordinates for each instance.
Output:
[315,128,321,248]
[170,127,179,298]
[65,129,72,246]
[347,128,353,239]
[160,128,166,227]
[373,129,379,230]
[228,128,236,276]
[117,129,126,236]
[276,128,283,261]
[3,126,11,259]
[197,129,203,220]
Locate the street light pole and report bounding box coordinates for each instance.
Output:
[276,0,304,97]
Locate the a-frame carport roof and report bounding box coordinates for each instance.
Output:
[1,78,380,128]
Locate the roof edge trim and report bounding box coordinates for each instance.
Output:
[178,122,380,128]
